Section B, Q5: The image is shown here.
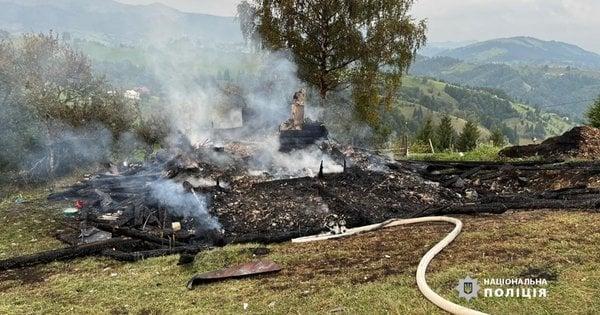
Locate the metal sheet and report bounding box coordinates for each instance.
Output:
[187,260,281,289]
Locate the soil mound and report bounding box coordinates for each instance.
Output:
[499,126,600,160]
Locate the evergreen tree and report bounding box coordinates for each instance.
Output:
[489,128,506,147]
[586,97,600,128]
[436,116,456,151]
[457,120,480,151]
[416,117,435,145]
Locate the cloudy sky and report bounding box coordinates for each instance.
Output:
[115,0,600,52]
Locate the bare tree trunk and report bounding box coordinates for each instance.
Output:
[45,123,56,177]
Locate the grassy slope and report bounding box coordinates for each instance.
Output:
[400,76,574,143]
[400,77,492,139]
[72,40,255,76]
[1,186,599,314]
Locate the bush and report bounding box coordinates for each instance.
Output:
[586,97,600,128]
[489,128,507,147]
[436,116,457,151]
[135,115,171,146]
[457,120,480,152]
[0,33,147,178]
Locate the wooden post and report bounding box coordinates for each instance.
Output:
[318,160,324,179]
[429,139,435,154]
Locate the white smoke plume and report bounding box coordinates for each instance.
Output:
[149,179,221,231]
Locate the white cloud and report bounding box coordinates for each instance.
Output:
[115,0,240,16]
[115,0,600,52]
[411,0,600,52]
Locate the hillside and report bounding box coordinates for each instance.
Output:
[0,0,242,44]
[436,37,600,69]
[410,56,600,117]
[398,76,574,145]
[418,41,478,58]
[68,38,574,146]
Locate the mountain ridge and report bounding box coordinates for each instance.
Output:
[0,0,243,44]
[435,36,600,69]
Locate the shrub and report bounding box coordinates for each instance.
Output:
[586,97,600,128]
[457,120,480,151]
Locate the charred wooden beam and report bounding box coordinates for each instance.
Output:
[0,238,141,271]
[419,198,600,217]
[91,221,189,247]
[101,244,210,262]
[226,227,325,244]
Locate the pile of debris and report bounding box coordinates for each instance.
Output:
[4,139,600,274]
[411,159,600,214]
[0,135,490,272]
[4,91,600,277]
[500,126,600,160]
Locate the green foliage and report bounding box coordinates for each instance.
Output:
[0,33,163,175]
[416,117,435,145]
[410,143,434,154]
[12,33,139,135]
[489,128,507,147]
[436,116,456,151]
[457,120,480,152]
[411,56,600,118]
[409,144,502,162]
[398,76,573,144]
[586,97,600,128]
[241,0,427,129]
[135,115,171,146]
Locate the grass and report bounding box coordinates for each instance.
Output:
[1,185,600,314]
[405,144,506,162]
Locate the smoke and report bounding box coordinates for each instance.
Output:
[149,179,221,231]
[140,42,303,144]
[1,120,125,180]
[249,136,344,178]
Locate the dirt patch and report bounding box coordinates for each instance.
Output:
[0,266,54,291]
[500,126,600,160]
[519,266,559,282]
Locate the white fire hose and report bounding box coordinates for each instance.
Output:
[292,216,488,315]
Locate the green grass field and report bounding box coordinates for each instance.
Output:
[1,183,599,314]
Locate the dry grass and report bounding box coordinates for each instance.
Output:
[1,186,599,314]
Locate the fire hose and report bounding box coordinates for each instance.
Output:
[292,216,488,315]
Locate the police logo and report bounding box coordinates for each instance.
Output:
[456,276,480,301]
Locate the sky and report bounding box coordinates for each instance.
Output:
[115,0,600,53]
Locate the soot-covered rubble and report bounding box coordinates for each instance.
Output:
[5,121,600,271]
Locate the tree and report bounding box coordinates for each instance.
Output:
[416,117,435,145]
[436,116,456,151]
[489,127,506,147]
[457,120,480,151]
[0,33,140,176]
[586,97,600,128]
[239,0,426,127]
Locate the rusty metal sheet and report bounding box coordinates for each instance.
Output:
[187,259,281,289]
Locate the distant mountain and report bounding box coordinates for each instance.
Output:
[435,37,600,70]
[0,0,242,44]
[418,40,478,57]
[410,56,600,117]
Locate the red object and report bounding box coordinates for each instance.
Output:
[186,260,281,289]
[75,200,87,209]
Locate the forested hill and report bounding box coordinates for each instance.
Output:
[435,37,600,69]
[397,76,575,145]
[53,38,574,145]
[410,56,600,117]
[0,0,242,44]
